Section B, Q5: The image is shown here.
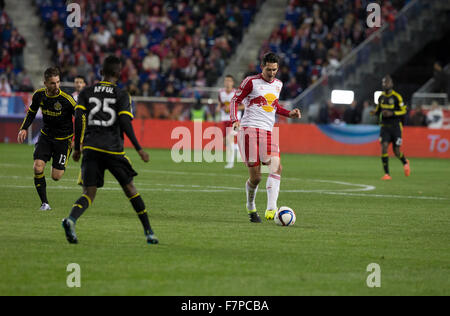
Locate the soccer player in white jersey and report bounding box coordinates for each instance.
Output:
[72,75,86,103]
[230,52,301,223]
[217,75,243,168]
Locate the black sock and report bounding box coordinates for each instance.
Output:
[69,195,91,223]
[34,173,48,204]
[399,153,407,165]
[129,194,153,235]
[382,155,389,175]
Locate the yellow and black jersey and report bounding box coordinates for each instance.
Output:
[20,88,76,140]
[75,81,133,154]
[375,90,407,126]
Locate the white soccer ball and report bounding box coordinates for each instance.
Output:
[274,207,296,226]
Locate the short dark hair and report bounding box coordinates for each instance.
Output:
[261,52,280,66]
[44,67,60,81]
[74,75,86,83]
[102,55,122,78]
[225,74,234,81]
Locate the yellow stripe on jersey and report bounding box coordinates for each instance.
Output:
[118,111,134,118]
[55,134,73,140]
[82,146,125,155]
[75,105,86,111]
[61,91,76,107]
[32,88,45,97]
[80,113,86,144]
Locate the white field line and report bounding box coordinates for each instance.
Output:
[0,175,448,201]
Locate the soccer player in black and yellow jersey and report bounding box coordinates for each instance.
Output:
[371,75,411,180]
[62,56,158,245]
[17,67,76,210]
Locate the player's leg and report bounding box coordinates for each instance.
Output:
[122,181,158,244]
[247,165,262,223]
[225,129,236,168]
[264,156,282,220]
[393,127,410,177]
[51,138,72,181]
[109,154,158,244]
[62,186,96,244]
[62,149,101,244]
[33,135,53,210]
[381,141,391,180]
[238,127,262,222]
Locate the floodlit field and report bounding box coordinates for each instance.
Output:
[0,143,449,295]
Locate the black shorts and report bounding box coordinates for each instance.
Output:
[33,134,72,170]
[79,149,138,188]
[380,125,403,146]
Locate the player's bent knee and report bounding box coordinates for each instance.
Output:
[33,161,45,174]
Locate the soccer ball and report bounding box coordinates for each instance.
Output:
[274,207,296,226]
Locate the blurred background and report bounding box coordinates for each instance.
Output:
[0,0,449,156]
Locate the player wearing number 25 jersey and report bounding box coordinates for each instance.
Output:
[62,55,158,245]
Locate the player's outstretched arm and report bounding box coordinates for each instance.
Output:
[119,115,149,163]
[289,108,302,119]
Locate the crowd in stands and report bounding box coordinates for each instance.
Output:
[0,1,34,93]
[257,0,406,100]
[35,0,262,97]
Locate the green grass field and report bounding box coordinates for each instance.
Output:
[0,143,449,296]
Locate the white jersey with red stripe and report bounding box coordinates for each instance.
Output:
[218,88,240,121]
[230,74,289,132]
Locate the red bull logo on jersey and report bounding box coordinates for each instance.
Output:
[249,93,277,113]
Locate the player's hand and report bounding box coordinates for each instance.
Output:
[17,129,27,144]
[232,121,240,132]
[138,149,150,163]
[72,150,81,162]
[289,108,302,119]
[382,110,393,117]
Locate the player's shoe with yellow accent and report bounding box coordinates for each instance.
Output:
[265,209,276,220]
[381,174,392,181]
[39,203,51,211]
[247,208,261,223]
[403,160,411,177]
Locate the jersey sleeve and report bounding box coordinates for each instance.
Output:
[274,100,291,117]
[73,90,87,151]
[230,77,253,123]
[394,94,407,116]
[117,90,134,119]
[74,89,88,113]
[19,90,41,130]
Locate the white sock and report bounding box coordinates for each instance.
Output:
[226,136,235,165]
[266,174,281,211]
[226,146,235,165]
[246,180,258,211]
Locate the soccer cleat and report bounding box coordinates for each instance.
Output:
[146,234,159,245]
[39,203,52,211]
[403,160,411,177]
[265,209,276,220]
[381,174,392,181]
[247,208,261,223]
[224,164,234,169]
[62,218,78,244]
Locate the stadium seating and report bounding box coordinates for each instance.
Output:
[257,0,406,100]
[0,6,29,92]
[33,0,262,96]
